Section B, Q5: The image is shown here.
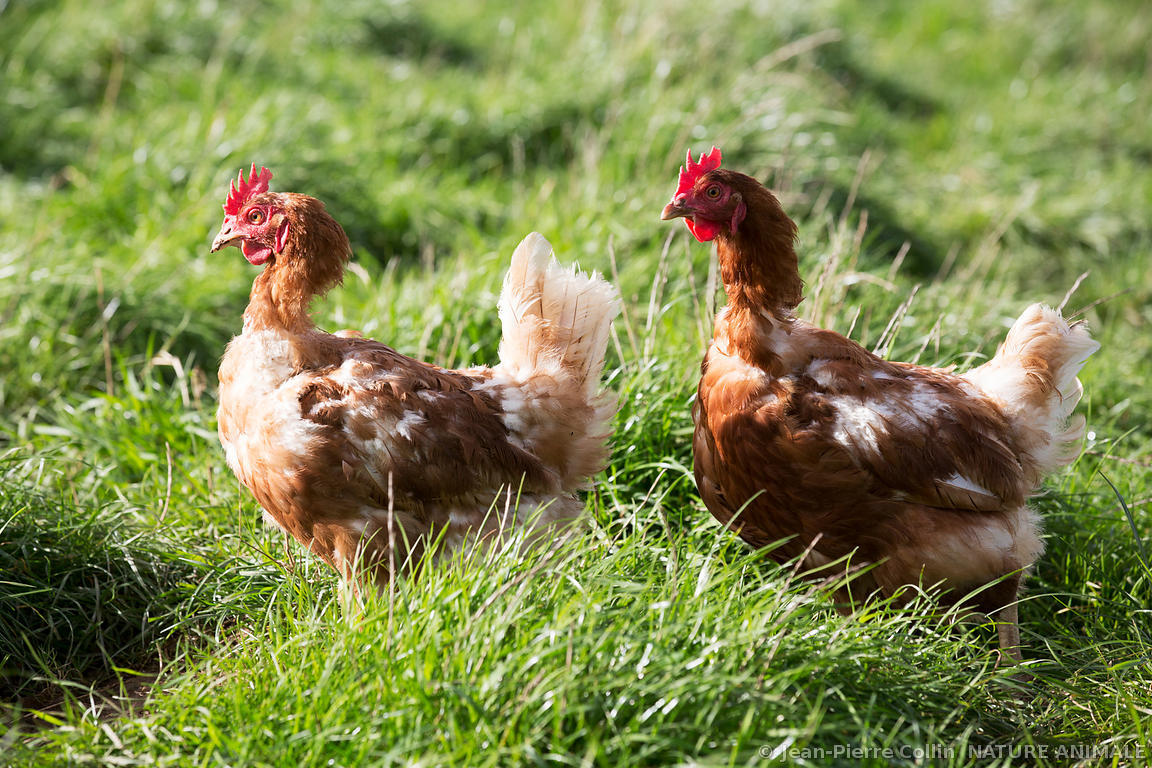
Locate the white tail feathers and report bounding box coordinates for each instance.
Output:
[497,232,622,397]
[964,303,1100,474]
[491,233,622,490]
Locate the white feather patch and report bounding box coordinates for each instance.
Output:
[941,473,993,497]
[828,396,887,455]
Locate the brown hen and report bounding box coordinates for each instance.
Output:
[211,166,620,590]
[662,148,1098,660]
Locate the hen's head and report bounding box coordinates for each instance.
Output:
[661,147,775,242]
[211,165,350,299]
[661,147,802,309]
[210,165,286,265]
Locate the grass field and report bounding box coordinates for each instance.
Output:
[2,0,1150,764]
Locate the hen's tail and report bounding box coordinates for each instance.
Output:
[498,233,620,396]
[494,233,621,488]
[964,303,1100,476]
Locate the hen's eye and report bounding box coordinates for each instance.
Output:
[247,209,265,224]
[706,185,721,199]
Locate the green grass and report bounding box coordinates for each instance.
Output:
[1,0,1150,764]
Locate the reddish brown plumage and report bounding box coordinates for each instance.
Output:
[664,153,1099,660]
[211,171,620,591]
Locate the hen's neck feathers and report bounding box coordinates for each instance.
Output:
[243,194,351,335]
[712,179,804,369]
[715,180,803,315]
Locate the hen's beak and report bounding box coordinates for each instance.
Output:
[661,196,691,221]
[211,226,242,253]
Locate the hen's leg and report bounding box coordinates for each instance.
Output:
[995,598,1022,664]
[981,571,1023,665]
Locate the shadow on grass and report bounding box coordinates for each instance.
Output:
[294,94,603,264]
[814,39,941,119]
[361,13,481,68]
[802,178,947,275]
[0,478,196,704]
[295,167,477,265]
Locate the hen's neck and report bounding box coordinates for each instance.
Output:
[716,209,802,315]
[238,265,346,376]
[243,264,317,335]
[713,211,803,370]
[241,195,351,337]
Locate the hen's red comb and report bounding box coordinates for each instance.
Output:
[675,146,722,196]
[223,164,273,215]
